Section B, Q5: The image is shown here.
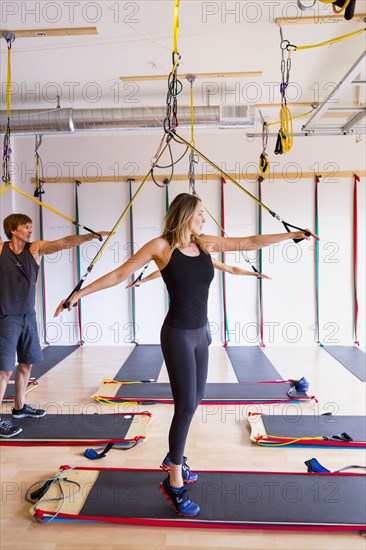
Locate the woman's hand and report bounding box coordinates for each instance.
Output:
[293,229,320,241]
[54,291,81,317]
[254,271,271,280]
[125,280,141,289]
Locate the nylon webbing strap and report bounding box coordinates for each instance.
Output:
[128,179,138,344]
[258,177,265,347]
[173,0,180,56]
[5,184,101,239]
[75,181,83,345]
[314,175,322,345]
[220,178,229,346]
[353,173,360,345]
[2,33,15,185]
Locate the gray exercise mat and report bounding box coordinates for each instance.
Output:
[226,346,282,382]
[114,345,164,381]
[262,414,366,442]
[112,382,308,403]
[10,345,79,381]
[323,346,366,382]
[75,469,365,528]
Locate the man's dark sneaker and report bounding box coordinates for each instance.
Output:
[159,477,200,517]
[12,404,46,419]
[0,420,22,438]
[160,453,198,483]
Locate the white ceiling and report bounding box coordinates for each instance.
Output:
[1,0,365,131]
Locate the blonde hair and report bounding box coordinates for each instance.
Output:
[162,193,206,252]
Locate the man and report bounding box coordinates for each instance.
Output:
[0,213,107,438]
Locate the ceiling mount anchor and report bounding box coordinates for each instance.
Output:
[2,32,16,43]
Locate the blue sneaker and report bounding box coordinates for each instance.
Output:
[159,477,200,517]
[160,453,198,483]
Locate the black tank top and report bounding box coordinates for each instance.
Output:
[0,242,39,315]
[161,246,214,329]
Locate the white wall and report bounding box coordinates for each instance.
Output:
[1,128,364,346]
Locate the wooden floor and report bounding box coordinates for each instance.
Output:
[1,345,365,550]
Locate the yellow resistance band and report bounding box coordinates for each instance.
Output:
[279,104,293,153]
[0,184,9,197]
[5,184,81,225]
[268,108,315,127]
[319,0,352,14]
[256,435,324,447]
[173,0,180,55]
[295,28,365,51]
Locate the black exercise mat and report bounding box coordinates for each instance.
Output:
[10,345,79,381]
[262,415,366,442]
[114,345,164,381]
[226,346,282,382]
[111,382,309,403]
[323,346,366,382]
[0,412,151,444]
[35,467,366,530]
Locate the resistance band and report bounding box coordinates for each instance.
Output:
[128,178,138,344]
[74,181,84,345]
[220,178,229,347]
[170,132,311,242]
[62,139,172,308]
[353,173,360,346]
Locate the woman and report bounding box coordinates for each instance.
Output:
[55,193,318,517]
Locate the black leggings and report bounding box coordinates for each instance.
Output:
[160,323,209,465]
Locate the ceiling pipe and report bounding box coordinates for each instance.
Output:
[0,105,238,135]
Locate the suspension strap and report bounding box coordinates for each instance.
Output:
[204,201,259,274]
[220,178,229,347]
[128,178,138,344]
[258,110,270,176]
[258,176,265,347]
[353,173,360,346]
[275,30,293,155]
[164,1,182,135]
[290,27,365,51]
[62,140,171,308]
[171,132,311,242]
[173,0,180,57]
[6,184,102,240]
[74,180,84,345]
[314,175,322,345]
[2,32,15,185]
[34,135,45,198]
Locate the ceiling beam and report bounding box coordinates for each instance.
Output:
[2,27,99,38]
[31,171,366,185]
[120,71,262,82]
[276,13,366,25]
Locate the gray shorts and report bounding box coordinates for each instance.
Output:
[0,313,43,372]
